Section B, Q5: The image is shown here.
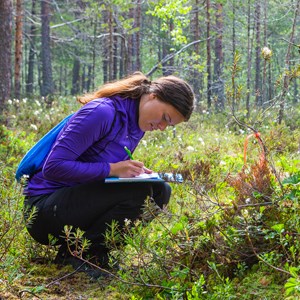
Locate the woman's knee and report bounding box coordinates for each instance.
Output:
[152,182,171,208]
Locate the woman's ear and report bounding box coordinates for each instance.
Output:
[149,93,157,100]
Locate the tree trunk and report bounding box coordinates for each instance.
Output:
[108,9,113,81]
[26,0,37,95]
[246,0,252,118]
[213,2,224,112]
[102,9,109,83]
[278,0,300,123]
[190,0,202,103]
[14,0,23,99]
[254,0,262,106]
[0,0,12,115]
[231,0,237,112]
[113,26,118,80]
[41,0,54,98]
[71,58,80,95]
[87,64,92,92]
[119,35,125,79]
[92,16,97,90]
[162,20,174,76]
[206,0,212,109]
[127,7,134,74]
[136,0,142,71]
[262,0,268,107]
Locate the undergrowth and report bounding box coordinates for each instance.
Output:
[0,97,299,299]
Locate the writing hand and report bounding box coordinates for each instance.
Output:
[109,160,152,178]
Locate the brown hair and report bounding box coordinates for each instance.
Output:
[77,72,195,120]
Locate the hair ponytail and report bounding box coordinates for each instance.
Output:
[77,72,151,104]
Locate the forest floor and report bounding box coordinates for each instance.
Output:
[1,259,122,300]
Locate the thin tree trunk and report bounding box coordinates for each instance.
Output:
[92,16,97,90]
[136,0,141,71]
[87,64,92,92]
[14,0,23,99]
[26,0,36,95]
[71,58,80,95]
[232,0,237,112]
[127,7,134,74]
[102,9,109,83]
[206,0,212,109]
[119,35,125,78]
[262,0,268,107]
[278,0,300,123]
[213,2,224,112]
[113,26,118,79]
[254,0,262,106]
[246,0,252,118]
[0,0,12,115]
[41,0,54,98]
[108,9,113,81]
[191,0,202,103]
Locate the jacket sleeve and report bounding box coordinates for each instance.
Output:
[42,101,115,182]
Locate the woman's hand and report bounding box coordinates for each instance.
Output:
[109,160,153,178]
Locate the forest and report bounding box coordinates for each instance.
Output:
[0,0,300,299]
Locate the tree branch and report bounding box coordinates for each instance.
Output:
[146,39,210,77]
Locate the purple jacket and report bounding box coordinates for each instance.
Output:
[25,96,144,196]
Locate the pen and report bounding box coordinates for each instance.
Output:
[124,146,134,160]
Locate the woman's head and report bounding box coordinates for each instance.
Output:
[77,72,195,122]
[138,93,186,132]
[149,76,195,121]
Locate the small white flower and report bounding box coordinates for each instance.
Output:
[7,99,12,105]
[30,124,38,131]
[22,98,27,103]
[219,160,226,166]
[35,100,41,106]
[142,140,147,146]
[186,146,194,151]
[11,115,16,119]
[34,110,39,116]
[14,99,19,104]
[124,218,131,226]
[198,137,205,146]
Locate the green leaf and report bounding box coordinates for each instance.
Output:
[283,174,300,185]
[271,223,285,233]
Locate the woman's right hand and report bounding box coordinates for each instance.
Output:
[109,160,152,178]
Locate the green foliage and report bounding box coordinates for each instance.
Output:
[147,0,192,45]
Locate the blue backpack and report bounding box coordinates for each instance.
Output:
[15,113,74,182]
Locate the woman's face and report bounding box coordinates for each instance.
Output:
[138,93,185,132]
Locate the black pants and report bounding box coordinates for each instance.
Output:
[24,181,171,251]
